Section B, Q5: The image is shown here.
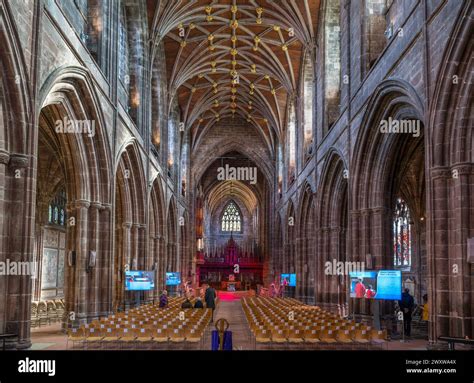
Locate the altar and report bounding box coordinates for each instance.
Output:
[221,281,241,291]
[196,237,263,290]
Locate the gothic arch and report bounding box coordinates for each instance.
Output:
[430,2,473,167]
[297,182,316,302]
[114,142,147,307]
[39,65,113,205]
[427,1,473,340]
[349,79,426,319]
[149,175,166,290]
[192,141,274,189]
[351,79,424,210]
[316,150,348,306]
[29,65,116,337]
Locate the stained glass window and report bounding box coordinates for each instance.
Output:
[221,201,242,232]
[48,188,66,227]
[393,197,411,268]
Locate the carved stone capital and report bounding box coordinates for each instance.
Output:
[9,153,29,169]
[0,149,10,165]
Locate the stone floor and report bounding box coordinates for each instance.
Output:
[205,300,255,350]
[29,300,435,351]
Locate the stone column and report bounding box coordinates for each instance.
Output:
[87,202,101,319]
[4,153,34,348]
[315,227,324,304]
[33,225,44,301]
[329,227,341,306]
[295,237,304,299]
[99,204,113,316]
[131,223,140,269]
[73,200,90,324]
[119,222,132,306]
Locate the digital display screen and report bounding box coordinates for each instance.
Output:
[125,271,155,291]
[349,271,377,299]
[281,273,297,287]
[375,270,402,300]
[165,272,181,286]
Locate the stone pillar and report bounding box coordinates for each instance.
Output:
[349,211,361,316]
[73,200,90,324]
[315,228,324,304]
[153,236,160,298]
[87,202,100,319]
[33,225,44,301]
[329,227,341,306]
[99,204,113,316]
[131,223,139,269]
[429,168,450,340]
[119,222,132,306]
[4,153,34,349]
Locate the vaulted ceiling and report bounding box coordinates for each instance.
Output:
[149,0,320,152]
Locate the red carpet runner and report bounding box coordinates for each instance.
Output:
[216,290,255,301]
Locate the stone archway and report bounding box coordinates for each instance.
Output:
[0,2,34,349]
[428,1,473,340]
[316,150,348,308]
[114,141,147,309]
[350,79,425,319]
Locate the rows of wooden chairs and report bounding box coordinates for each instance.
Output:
[67,297,212,350]
[242,297,388,349]
[31,300,65,327]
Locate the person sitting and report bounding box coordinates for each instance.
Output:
[193,297,204,309]
[181,298,192,309]
[159,290,168,308]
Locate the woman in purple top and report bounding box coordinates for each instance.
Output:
[159,290,168,308]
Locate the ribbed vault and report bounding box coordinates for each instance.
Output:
[149,0,320,151]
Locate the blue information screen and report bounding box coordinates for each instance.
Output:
[281,273,296,287]
[165,272,181,286]
[125,271,155,291]
[375,270,402,300]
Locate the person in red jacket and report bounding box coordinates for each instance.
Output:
[354,279,366,298]
[365,285,376,299]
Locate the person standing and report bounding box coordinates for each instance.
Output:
[205,283,217,322]
[422,294,429,322]
[399,288,415,337]
[354,278,366,298]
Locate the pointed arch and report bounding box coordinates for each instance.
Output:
[427,1,473,341]
[297,181,316,302]
[316,149,348,306]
